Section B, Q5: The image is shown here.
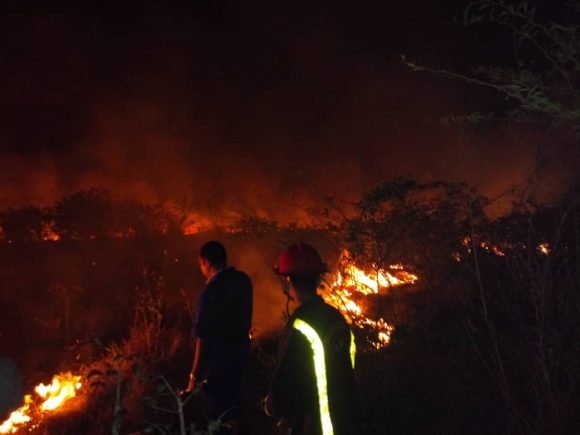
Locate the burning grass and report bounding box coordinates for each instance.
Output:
[0,373,82,433]
[322,251,418,349]
[0,177,578,433]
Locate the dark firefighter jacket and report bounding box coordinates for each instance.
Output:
[267,295,359,435]
[194,267,253,417]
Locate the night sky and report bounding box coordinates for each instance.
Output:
[0,0,574,224]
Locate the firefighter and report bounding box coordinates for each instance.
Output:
[265,243,359,435]
[185,241,253,432]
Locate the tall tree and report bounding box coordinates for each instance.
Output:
[404,0,580,134]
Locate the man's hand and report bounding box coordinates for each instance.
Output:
[185,337,205,395]
[184,373,196,394]
[262,394,275,417]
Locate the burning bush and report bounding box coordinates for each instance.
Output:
[2,177,580,433]
[321,250,417,349]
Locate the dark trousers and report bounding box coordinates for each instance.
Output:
[204,340,250,422]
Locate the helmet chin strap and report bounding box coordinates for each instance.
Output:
[285,292,291,319]
[281,276,292,319]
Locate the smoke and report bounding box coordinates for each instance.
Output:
[0,155,61,209]
[0,0,576,222]
[224,232,341,332]
[228,240,287,332]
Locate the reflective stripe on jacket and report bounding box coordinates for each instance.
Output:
[268,295,360,435]
[293,318,356,435]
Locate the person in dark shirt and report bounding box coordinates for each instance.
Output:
[0,356,24,421]
[265,243,359,435]
[185,241,253,427]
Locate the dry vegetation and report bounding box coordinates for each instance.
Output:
[0,175,578,434]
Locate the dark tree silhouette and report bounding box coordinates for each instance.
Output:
[53,189,116,240]
[0,206,47,243]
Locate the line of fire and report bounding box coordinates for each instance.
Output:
[2,0,580,433]
[0,176,575,434]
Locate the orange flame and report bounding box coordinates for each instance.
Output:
[0,396,33,434]
[334,263,418,295]
[35,373,82,412]
[0,373,82,433]
[324,251,417,349]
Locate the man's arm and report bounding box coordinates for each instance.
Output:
[186,288,213,392]
[186,337,206,392]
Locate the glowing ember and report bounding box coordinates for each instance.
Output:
[181,213,214,235]
[480,242,505,256]
[0,373,82,433]
[324,251,417,349]
[41,222,60,242]
[183,222,200,235]
[537,242,550,255]
[463,237,505,256]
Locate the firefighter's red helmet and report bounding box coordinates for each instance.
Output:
[274,243,328,277]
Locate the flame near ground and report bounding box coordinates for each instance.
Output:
[0,373,81,433]
[0,251,418,432]
[324,251,418,349]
